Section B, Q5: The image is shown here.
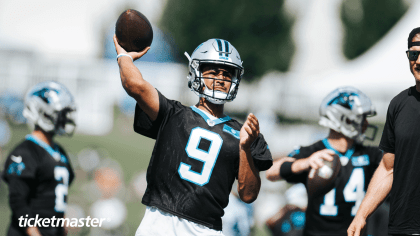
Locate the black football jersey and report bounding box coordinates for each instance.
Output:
[284,139,382,236]
[2,135,75,225]
[133,91,272,230]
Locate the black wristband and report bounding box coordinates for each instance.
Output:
[280,161,294,179]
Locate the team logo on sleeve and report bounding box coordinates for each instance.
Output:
[11,155,22,163]
[351,155,370,166]
[7,155,26,175]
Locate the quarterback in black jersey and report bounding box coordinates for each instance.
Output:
[2,81,76,236]
[266,86,383,236]
[114,36,272,235]
[349,27,420,236]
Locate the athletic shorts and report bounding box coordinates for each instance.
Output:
[135,206,224,236]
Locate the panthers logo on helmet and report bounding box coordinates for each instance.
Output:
[32,88,60,104]
[319,86,377,143]
[23,81,77,136]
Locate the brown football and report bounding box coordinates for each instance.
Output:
[115,9,153,52]
[306,154,341,198]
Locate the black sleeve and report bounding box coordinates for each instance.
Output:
[2,145,38,224]
[7,176,36,223]
[133,90,182,139]
[368,146,384,172]
[250,133,273,171]
[379,99,396,154]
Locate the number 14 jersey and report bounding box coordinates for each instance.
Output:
[134,91,272,231]
[286,139,382,236]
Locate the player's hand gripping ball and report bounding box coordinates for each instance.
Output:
[307,154,341,197]
[115,9,153,52]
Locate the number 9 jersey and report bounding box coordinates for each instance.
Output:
[134,91,272,231]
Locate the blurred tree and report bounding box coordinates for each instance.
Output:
[340,0,409,59]
[159,0,295,81]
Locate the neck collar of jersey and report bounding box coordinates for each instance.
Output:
[26,134,66,163]
[322,138,355,164]
[190,106,231,127]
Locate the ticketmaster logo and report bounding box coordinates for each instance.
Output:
[18,215,109,228]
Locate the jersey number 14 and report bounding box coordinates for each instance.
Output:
[320,168,365,216]
[179,127,223,186]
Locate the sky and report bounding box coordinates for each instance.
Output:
[0,0,166,58]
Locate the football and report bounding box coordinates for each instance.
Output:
[306,154,341,197]
[115,9,153,52]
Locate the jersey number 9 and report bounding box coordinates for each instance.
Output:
[179,127,223,186]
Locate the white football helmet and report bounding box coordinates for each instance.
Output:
[23,81,77,136]
[319,86,377,143]
[184,38,244,104]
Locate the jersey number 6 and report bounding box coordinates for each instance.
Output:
[179,127,223,186]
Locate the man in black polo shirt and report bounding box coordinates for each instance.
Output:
[348,27,420,236]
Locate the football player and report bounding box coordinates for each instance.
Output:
[266,86,383,236]
[113,36,272,236]
[2,81,76,236]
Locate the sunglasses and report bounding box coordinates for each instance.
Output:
[406,50,420,61]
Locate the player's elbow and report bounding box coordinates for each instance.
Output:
[122,79,147,98]
[239,193,258,204]
[265,170,281,182]
[237,182,261,203]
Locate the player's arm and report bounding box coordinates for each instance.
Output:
[265,157,296,181]
[347,152,394,236]
[113,35,159,121]
[6,176,40,235]
[278,149,335,180]
[238,113,261,203]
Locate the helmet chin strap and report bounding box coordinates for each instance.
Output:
[205,97,226,105]
[202,88,227,104]
[200,78,228,105]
